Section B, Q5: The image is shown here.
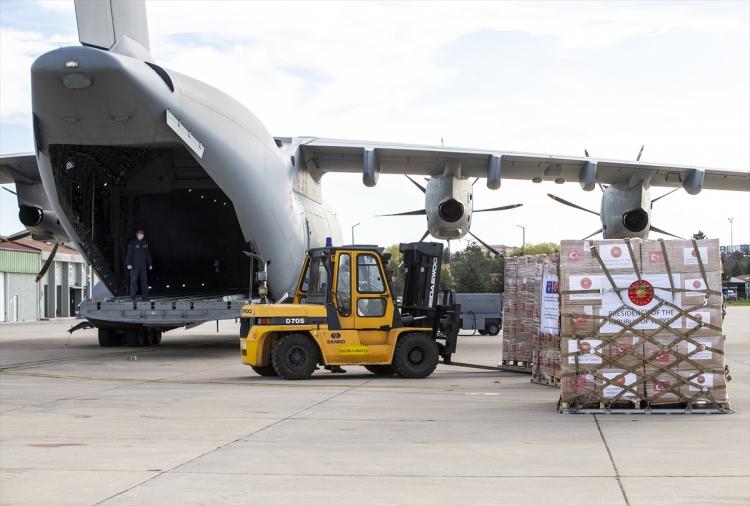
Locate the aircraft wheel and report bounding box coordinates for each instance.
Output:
[364,365,395,376]
[251,365,278,377]
[392,333,438,379]
[271,334,319,380]
[125,328,145,347]
[98,328,117,347]
[486,323,500,336]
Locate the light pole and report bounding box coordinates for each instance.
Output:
[728,217,734,252]
[516,224,526,255]
[351,222,361,244]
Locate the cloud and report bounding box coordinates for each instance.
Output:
[0,0,748,246]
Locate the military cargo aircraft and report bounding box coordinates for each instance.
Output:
[1,0,748,345]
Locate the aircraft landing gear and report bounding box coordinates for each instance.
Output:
[98,327,162,348]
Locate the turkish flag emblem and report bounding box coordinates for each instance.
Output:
[580,341,592,353]
[615,376,626,386]
[697,375,706,384]
[655,381,670,392]
[610,246,623,258]
[698,343,706,351]
[694,313,703,321]
[649,251,663,262]
[693,280,702,289]
[569,250,581,260]
[574,314,588,324]
[691,249,698,257]
[580,277,593,289]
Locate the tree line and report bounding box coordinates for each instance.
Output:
[385,242,559,294]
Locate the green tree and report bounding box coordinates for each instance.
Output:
[693,231,707,240]
[507,242,559,257]
[450,243,504,293]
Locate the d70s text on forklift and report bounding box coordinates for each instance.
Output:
[239,242,460,380]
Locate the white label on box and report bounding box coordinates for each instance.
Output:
[602,371,637,398]
[540,272,560,333]
[684,246,708,265]
[568,339,603,364]
[688,373,714,391]
[599,243,633,269]
[599,273,682,332]
[684,278,706,297]
[687,339,712,360]
[569,275,602,300]
[686,310,710,329]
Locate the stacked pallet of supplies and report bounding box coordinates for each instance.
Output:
[531,253,561,386]
[502,255,545,368]
[558,238,729,412]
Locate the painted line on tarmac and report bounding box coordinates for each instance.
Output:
[0,338,237,372]
[0,370,512,392]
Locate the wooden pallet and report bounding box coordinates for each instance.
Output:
[531,375,560,387]
[497,361,532,374]
[558,399,733,415]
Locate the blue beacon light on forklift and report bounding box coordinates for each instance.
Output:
[325,236,333,247]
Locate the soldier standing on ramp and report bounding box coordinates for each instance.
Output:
[126,229,153,301]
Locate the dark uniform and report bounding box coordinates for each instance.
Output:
[126,238,153,300]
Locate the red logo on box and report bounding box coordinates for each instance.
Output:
[693,280,701,289]
[649,251,663,262]
[655,380,670,392]
[580,277,593,289]
[628,279,654,306]
[573,314,588,325]
[697,375,706,384]
[691,249,698,257]
[569,250,582,260]
[580,341,592,353]
[610,246,623,258]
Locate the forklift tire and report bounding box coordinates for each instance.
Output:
[98,328,117,347]
[486,323,500,336]
[364,365,395,376]
[251,365,278,377]
[392,333,439,379]
[271,334,320,380]
[478,330,488,336]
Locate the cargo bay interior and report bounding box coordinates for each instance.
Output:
[50,144,251,298]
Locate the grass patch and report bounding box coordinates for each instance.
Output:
[726,299,750,306]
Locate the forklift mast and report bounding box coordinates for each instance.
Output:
[399,242,444,319]
[399,241,460,362]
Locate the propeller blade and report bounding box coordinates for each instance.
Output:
[547,193,600,216]
[466,230,501,256]
[405,175,426,193]
[419,230,430,242]
[652,187,681,204]
[584,149,590,158]
[2,186,17,195]
[582,228,603,240]
[650,225,685,240]
[598,183,608,192]
[36,242,59,282]
[472,177,480,186]
[377,209,427,217]
[636,144,645,161]
[473,203,523,213]
[1,229,31,242]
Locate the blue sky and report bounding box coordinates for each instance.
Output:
[1,1,748,246]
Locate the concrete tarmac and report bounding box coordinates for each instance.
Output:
[1,308,748,505]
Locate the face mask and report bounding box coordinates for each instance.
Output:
[137,234,144,240]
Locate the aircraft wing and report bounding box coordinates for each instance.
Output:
[0,153,40,185]
[297,137,750,193]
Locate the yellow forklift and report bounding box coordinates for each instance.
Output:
[239,242,460,379]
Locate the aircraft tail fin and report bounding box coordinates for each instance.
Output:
[74,0,150,54]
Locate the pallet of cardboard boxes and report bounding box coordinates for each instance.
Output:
[556,237,730,413]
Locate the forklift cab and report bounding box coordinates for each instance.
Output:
[293,246,398,331]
